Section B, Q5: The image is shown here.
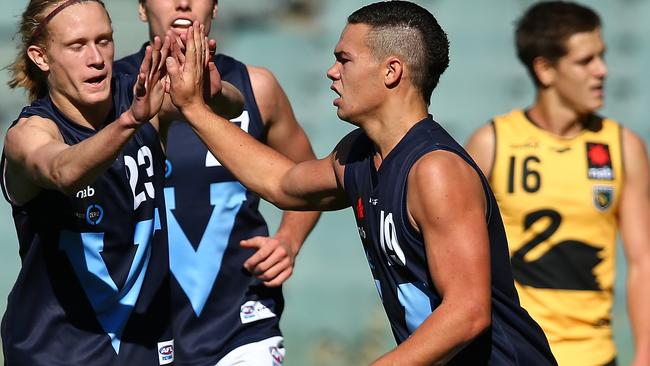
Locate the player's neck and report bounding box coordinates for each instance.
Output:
[49,90,112,130]
[528,98,593,138]
[364,96,428,165]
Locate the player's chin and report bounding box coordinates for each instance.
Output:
[585,99,604,113]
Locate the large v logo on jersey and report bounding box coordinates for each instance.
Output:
[164,182,246,316]
[59,209,161,354]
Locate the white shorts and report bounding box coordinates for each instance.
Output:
[215,336,285,366]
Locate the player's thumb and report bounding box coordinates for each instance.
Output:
[240,239,258,249]
[166,57,180,84]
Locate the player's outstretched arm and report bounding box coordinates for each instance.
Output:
[239,65,321,287]
[166,22,347,211]
[3,38,170,205]
[371,150,491,366]
[618,128,650,366]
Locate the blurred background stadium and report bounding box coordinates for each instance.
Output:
[1,0,648,364]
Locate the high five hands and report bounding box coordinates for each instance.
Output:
[165,21,215,112]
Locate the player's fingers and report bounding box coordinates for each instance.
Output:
[165,56,181,87]
[195,24,205,78]
[136,45,153,96]
[171,35,185,67]
[264,266,293,287]
[249,249,285,276]
[150,36,161,75]
[202,34,209,69]
[184,24,196,75]
[240,236,267,249]
[158,35,171,75]
[242,241,273,272]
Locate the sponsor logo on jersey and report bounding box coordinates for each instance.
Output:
[510,137,539,149]
[269,346,284,366]
[586,142,614,180]
[380,210,406,266]
[356,196,364,219]
[85,204,104,225]
[157,340,174,365]
[76,185,95,198]
[240,300,276,324]
[369,197,379,205]
[593,185,614,211]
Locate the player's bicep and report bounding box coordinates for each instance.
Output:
[407,151,490,304]
[281,154,348,211]
[3,117,68,203]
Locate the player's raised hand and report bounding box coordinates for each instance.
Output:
[130,35,170,124]
[166,21,208,111]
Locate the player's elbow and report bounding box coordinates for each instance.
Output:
[460,301,492,343]
[49,163,87,196]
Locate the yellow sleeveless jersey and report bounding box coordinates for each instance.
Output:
[491,109,623,366]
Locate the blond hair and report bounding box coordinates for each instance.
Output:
[7,0,107,101]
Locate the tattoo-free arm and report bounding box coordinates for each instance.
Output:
[240,65,321,286]
[3,111,141,204]
[618,128,650,366]
[371,151,492,365]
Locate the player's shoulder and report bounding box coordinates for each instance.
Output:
[621,126,647,155]
[467,122,495,146]
[246,65,280,91]
[412,149,475,181]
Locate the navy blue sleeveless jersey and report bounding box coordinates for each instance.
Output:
[343,117,557,365]
[0,74,172,365]
[116,48,283,365]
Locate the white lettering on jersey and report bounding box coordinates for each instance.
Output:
[206,111,251,167]
[380,210,406,266]
[75,185,95,198]
[125,146,155,210]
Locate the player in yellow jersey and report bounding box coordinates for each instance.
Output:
[466,2,650,365]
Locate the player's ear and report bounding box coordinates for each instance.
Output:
[138,2,148,22]
[27,45,49,72]
[532,56,555,87]
[384,56,403,88]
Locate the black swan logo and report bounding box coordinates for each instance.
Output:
[511,209,603,290]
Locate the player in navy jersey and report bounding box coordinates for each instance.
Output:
[164,2,558,365]
[114,1,320,365]
[1,1,239,365]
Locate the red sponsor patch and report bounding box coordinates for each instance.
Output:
[586,142,614,180]
[588,143,610,166]
[356,197,364,219]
